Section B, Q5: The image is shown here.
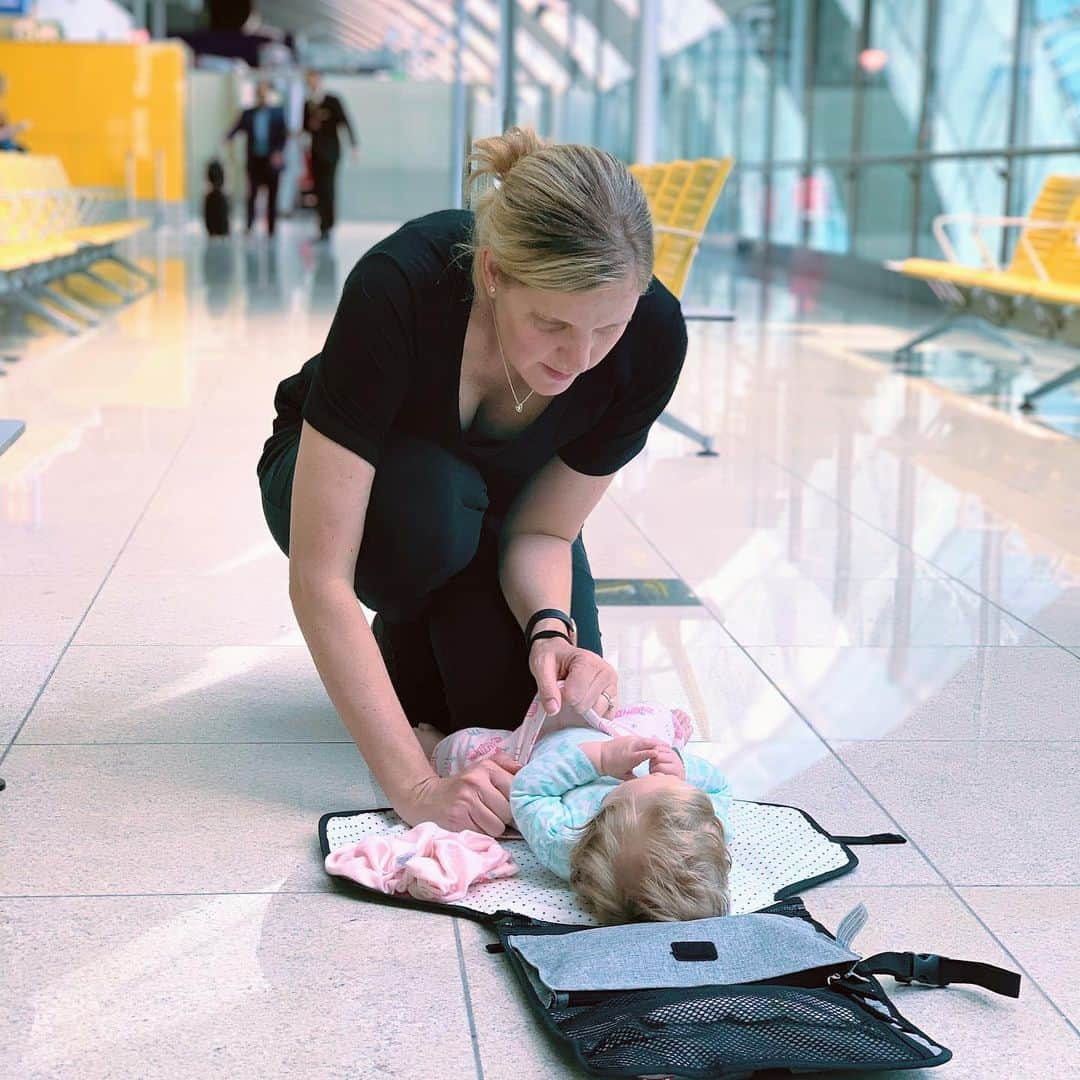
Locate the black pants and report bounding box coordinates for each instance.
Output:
[312,155,338,236]
[258,431,602,733]
[247,157,280,235]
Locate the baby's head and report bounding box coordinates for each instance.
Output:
[569,773,731,924]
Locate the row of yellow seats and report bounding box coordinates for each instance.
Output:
[629,157,733,299]
[0,152,147,272]
[890,174,1080,308]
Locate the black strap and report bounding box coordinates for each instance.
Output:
[830,832,907,846]
[857,952,1021,999]
[529,629,572,649]
[524,608,575,643]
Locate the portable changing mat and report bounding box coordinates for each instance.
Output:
[318,799,899,922]
[317,806,1022,1078]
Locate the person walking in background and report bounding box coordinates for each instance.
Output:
[303,70,357,241]
[0,110,30,152]
[225,80,288,237]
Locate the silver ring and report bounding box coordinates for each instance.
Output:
[601,690,616,713]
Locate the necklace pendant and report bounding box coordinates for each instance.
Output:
[515,402,524,414]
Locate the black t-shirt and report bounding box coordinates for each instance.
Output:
[259,209,686,510]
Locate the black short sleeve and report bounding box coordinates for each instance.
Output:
[558,291,687,477]
[302,253,412,467]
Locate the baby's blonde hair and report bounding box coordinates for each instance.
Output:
[569,787,731,925]
[464,126,653,296]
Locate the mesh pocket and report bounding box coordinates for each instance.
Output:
[551,983,946,1077]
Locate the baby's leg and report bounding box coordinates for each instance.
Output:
[415,723,444,758]
[430,726,517,777]
[605,703,695,748]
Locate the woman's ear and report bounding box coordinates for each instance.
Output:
[480,248,500,293]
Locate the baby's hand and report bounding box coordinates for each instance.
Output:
[648,742,686,778]
[597,736,662,780]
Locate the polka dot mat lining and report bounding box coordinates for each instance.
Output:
[321,800,853,923]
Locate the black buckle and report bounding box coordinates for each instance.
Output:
[898,953,947,987]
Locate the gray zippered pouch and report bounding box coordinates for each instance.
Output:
[507,911,862,997]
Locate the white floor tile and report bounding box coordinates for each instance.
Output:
[74,567,301,647]
[0,743,378,896]
[1,575,101,645]
[0,646,59,745]
[701,577,1037,647]
[18,645,342,744]
[833,740,1080,885]
[1,894,476,1080]
[960,886,1080,1027]
[747,646,1080,740]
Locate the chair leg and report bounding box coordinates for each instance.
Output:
[43,285,100,326]
[894,313,965,356]
[1020,363,1080,411]
[894,312,1033,365]
[657,409,717,456]
[76,266,136,302]
[15,292,83,335]
[0,418,25,454]
[98,253,156,291]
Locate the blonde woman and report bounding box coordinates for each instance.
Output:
[257,128,687,837]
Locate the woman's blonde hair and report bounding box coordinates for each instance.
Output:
[569,787,731,925]
[464,126,653,296]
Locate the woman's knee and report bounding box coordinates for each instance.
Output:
[356,436,489,617]
[258,434,299,557]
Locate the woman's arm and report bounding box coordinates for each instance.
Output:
[289,421,515,835]
[499,458,617,716]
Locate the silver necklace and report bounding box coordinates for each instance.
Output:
[490,295,535,414]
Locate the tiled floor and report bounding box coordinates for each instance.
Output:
[2,222,1078,1078]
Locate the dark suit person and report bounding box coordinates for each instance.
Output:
[303,70,357,240]
[226,80,288,237]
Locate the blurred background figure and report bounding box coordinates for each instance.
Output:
[225,79,287,237]
[302,70,357,242]
[204,158,230,237]
[180,0,294,69]
[0,111,29,152]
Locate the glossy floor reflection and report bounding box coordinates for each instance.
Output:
[1,222,1078,1078]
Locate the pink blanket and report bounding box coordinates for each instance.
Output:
[325,821,518,903]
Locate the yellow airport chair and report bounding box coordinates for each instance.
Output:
[629,163,666,206]
[628,156,735,454]
[0,150,153,334]
[653,158,734,299]
[886,175,1080,410]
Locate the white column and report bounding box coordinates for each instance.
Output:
[450,0,468,206]
[633,0,662,163]
[497,0,517,131]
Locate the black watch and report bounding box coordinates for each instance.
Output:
[524,608,577,647]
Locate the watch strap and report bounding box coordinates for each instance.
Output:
[524,608,575,643]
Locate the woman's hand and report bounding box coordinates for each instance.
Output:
[399,752,522,837]
[530,637,619,719]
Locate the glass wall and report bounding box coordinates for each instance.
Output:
[609,0,1080,264]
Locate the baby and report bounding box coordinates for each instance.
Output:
[427,701,732,924]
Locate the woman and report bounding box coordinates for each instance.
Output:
[257,128,687,837]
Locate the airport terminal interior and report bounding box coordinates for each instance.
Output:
[1,1,1078,1078]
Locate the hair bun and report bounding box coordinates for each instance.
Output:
[467,126,546,187]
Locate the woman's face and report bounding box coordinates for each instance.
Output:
[489,271,641,397]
